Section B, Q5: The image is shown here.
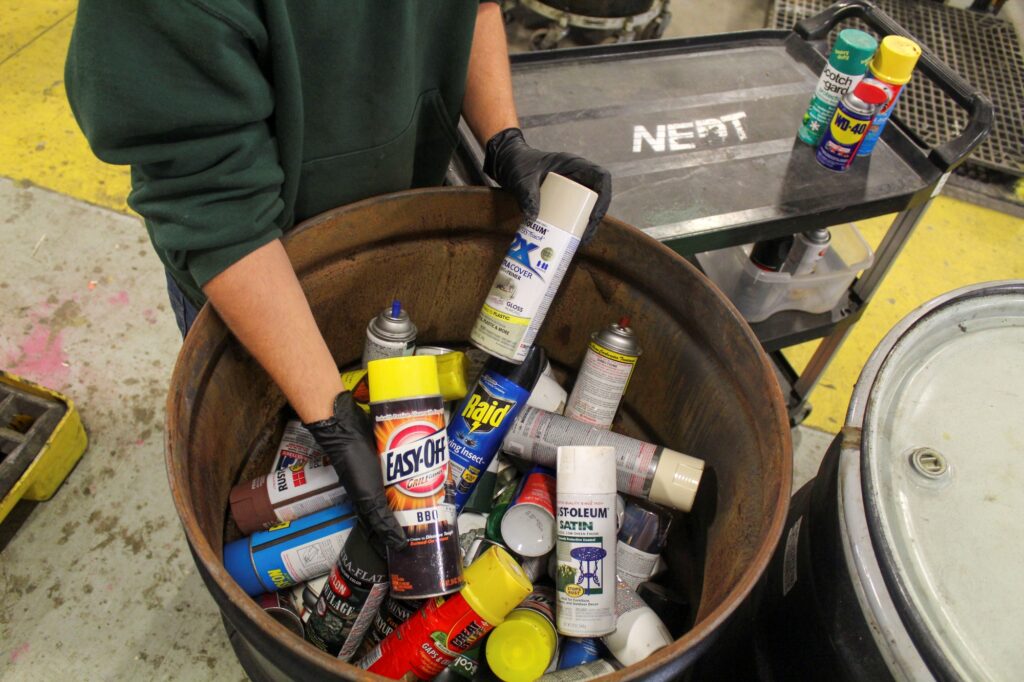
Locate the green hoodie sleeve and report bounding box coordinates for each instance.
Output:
[65,0,285,295]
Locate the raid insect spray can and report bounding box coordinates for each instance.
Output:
[797,29,879,146]
[304,522,390,660]
[363,300,417,367]
[358,545,533,680]
[471,173,598,364]
[857,35,922,157]
[556,446,617,637]
[816,79,891,172]
[368,355,463,599]
[486,585,559,682]
[565,319,641,430]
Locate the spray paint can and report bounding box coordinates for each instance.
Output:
[471,173,599,363]
[857,35,922,157]
[502,466,557,557]
[434,645,483,681]
[222,503,358,596]
[797,29,879,146]
[229,461,346,535]
[816,79,891,172]
[368,355,463,599]
[616,500,673,590]
[486,585,559,682]
[636,582,690,636]
[486,472,521,545]
[503,407,704,512]
[462,455,502,515]
[602,577,673,666]
[255,591,305,638]
[303,522,390,660]
[557,637,602,669]
[565,319,642,430]
[358,595,423,659]
[458,512,489,565]
[556,446,618,637]
[362,300,417,367]
[782,228,832,276]
[269,419,328,471]
[299,575,328,621]
[358,545,533,680]
[448,346,547,513]
[540,659,619,681]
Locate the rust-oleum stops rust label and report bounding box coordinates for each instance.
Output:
[368,356,464,600]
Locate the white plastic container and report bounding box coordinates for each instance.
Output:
[696,223,873,323]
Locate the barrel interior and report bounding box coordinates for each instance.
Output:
[167,187,791,679]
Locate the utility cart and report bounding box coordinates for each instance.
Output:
[451,0,992,422]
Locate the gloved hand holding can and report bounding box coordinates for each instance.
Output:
[304,391,407,552]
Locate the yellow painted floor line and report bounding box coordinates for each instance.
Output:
[2,2,1021,433]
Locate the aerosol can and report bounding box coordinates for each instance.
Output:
[362,300,417,366]
[782,229,831,276]
[565,319,641,430]
[471,173,598,363]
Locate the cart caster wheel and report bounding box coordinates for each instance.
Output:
[530,27,562,51]
[640,11,671,40]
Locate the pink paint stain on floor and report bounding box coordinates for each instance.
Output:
[8,642,30,664]
[107,290,130,306]
[143,308,158,325]
[2,323,69,387]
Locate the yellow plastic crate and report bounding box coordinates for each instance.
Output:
[0,371,88,524]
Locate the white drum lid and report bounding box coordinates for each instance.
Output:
[860,282,1024,681]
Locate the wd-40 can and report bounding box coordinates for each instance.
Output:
[816,79,890,172]
[368,355,463,599]
[471,173,598,363]
[565,319,642,430]
[448,345,547,513]
[857,35,922,157]
[797,29,878,146]
[782,228,831,276]
[304,522,390,661]
[362,300,417,367]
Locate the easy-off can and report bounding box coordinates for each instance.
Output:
[368,355,463,599]
[565,318,641,430]
[816,79,890,172]
[501,466,557,557]
[362,300,417,367]
[471,173,598,363]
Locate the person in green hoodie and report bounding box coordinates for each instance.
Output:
[66,1,611,550]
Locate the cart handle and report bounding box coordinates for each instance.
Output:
[795,0,993,172]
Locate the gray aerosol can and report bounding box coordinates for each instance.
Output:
[471,173,598,363]
[556,446,617,637]
[565,318,641,429]
[362,300,417,367]
[782,228,831,276]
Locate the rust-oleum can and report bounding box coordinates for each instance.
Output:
[565,319,642,430]
[368,355,463,599]
[304,522,390,661]
[229,461,345,535]
[358,545,533,680]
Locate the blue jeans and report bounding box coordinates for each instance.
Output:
[165,271,200,339]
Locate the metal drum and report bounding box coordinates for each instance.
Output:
[759,281,1024,681]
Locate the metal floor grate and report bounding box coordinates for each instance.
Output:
[771,0,1024,176]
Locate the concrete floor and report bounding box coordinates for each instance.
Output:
[0,1,1021,680]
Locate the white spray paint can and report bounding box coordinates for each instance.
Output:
[471,173,598,363]
[565,318,641,430]
[555,445,617,637]
[602,576,673,666]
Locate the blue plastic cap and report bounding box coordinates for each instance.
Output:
[223,538,266,596]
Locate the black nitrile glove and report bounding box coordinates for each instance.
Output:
[484,127,612,246]
[304,392,407,552]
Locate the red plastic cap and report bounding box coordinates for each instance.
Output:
[618,316,631,329]
[853,80,890,106]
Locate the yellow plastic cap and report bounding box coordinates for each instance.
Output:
[870,36,921,85]
[461,545,533,626]
[486,611,557,682]
[367,355,439,403]
[434,351,469,402]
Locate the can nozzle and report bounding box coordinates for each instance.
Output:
[618,316,631,330]
[390,299,402,319]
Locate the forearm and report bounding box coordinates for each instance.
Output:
[202,240,343,423]
[463,2,519,145]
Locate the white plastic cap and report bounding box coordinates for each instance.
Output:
[649,448,704,512]
[527,371,568,414]
[537,173,599,240]
[557,446,616,495]
[604,601,673,666]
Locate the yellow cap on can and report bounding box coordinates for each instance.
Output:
[870,36,921,85]
[367,355,439,403]
[461,545,533,626]
[434,351,469,402]
[486,610,557,682]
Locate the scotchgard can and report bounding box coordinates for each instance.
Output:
[368,355,463,599]
[471,173,598,364]
[362,299,417,367]
[797,29,879,146]
[857,35,922,157]
[565,318,642,430]
[816,79,890,172]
